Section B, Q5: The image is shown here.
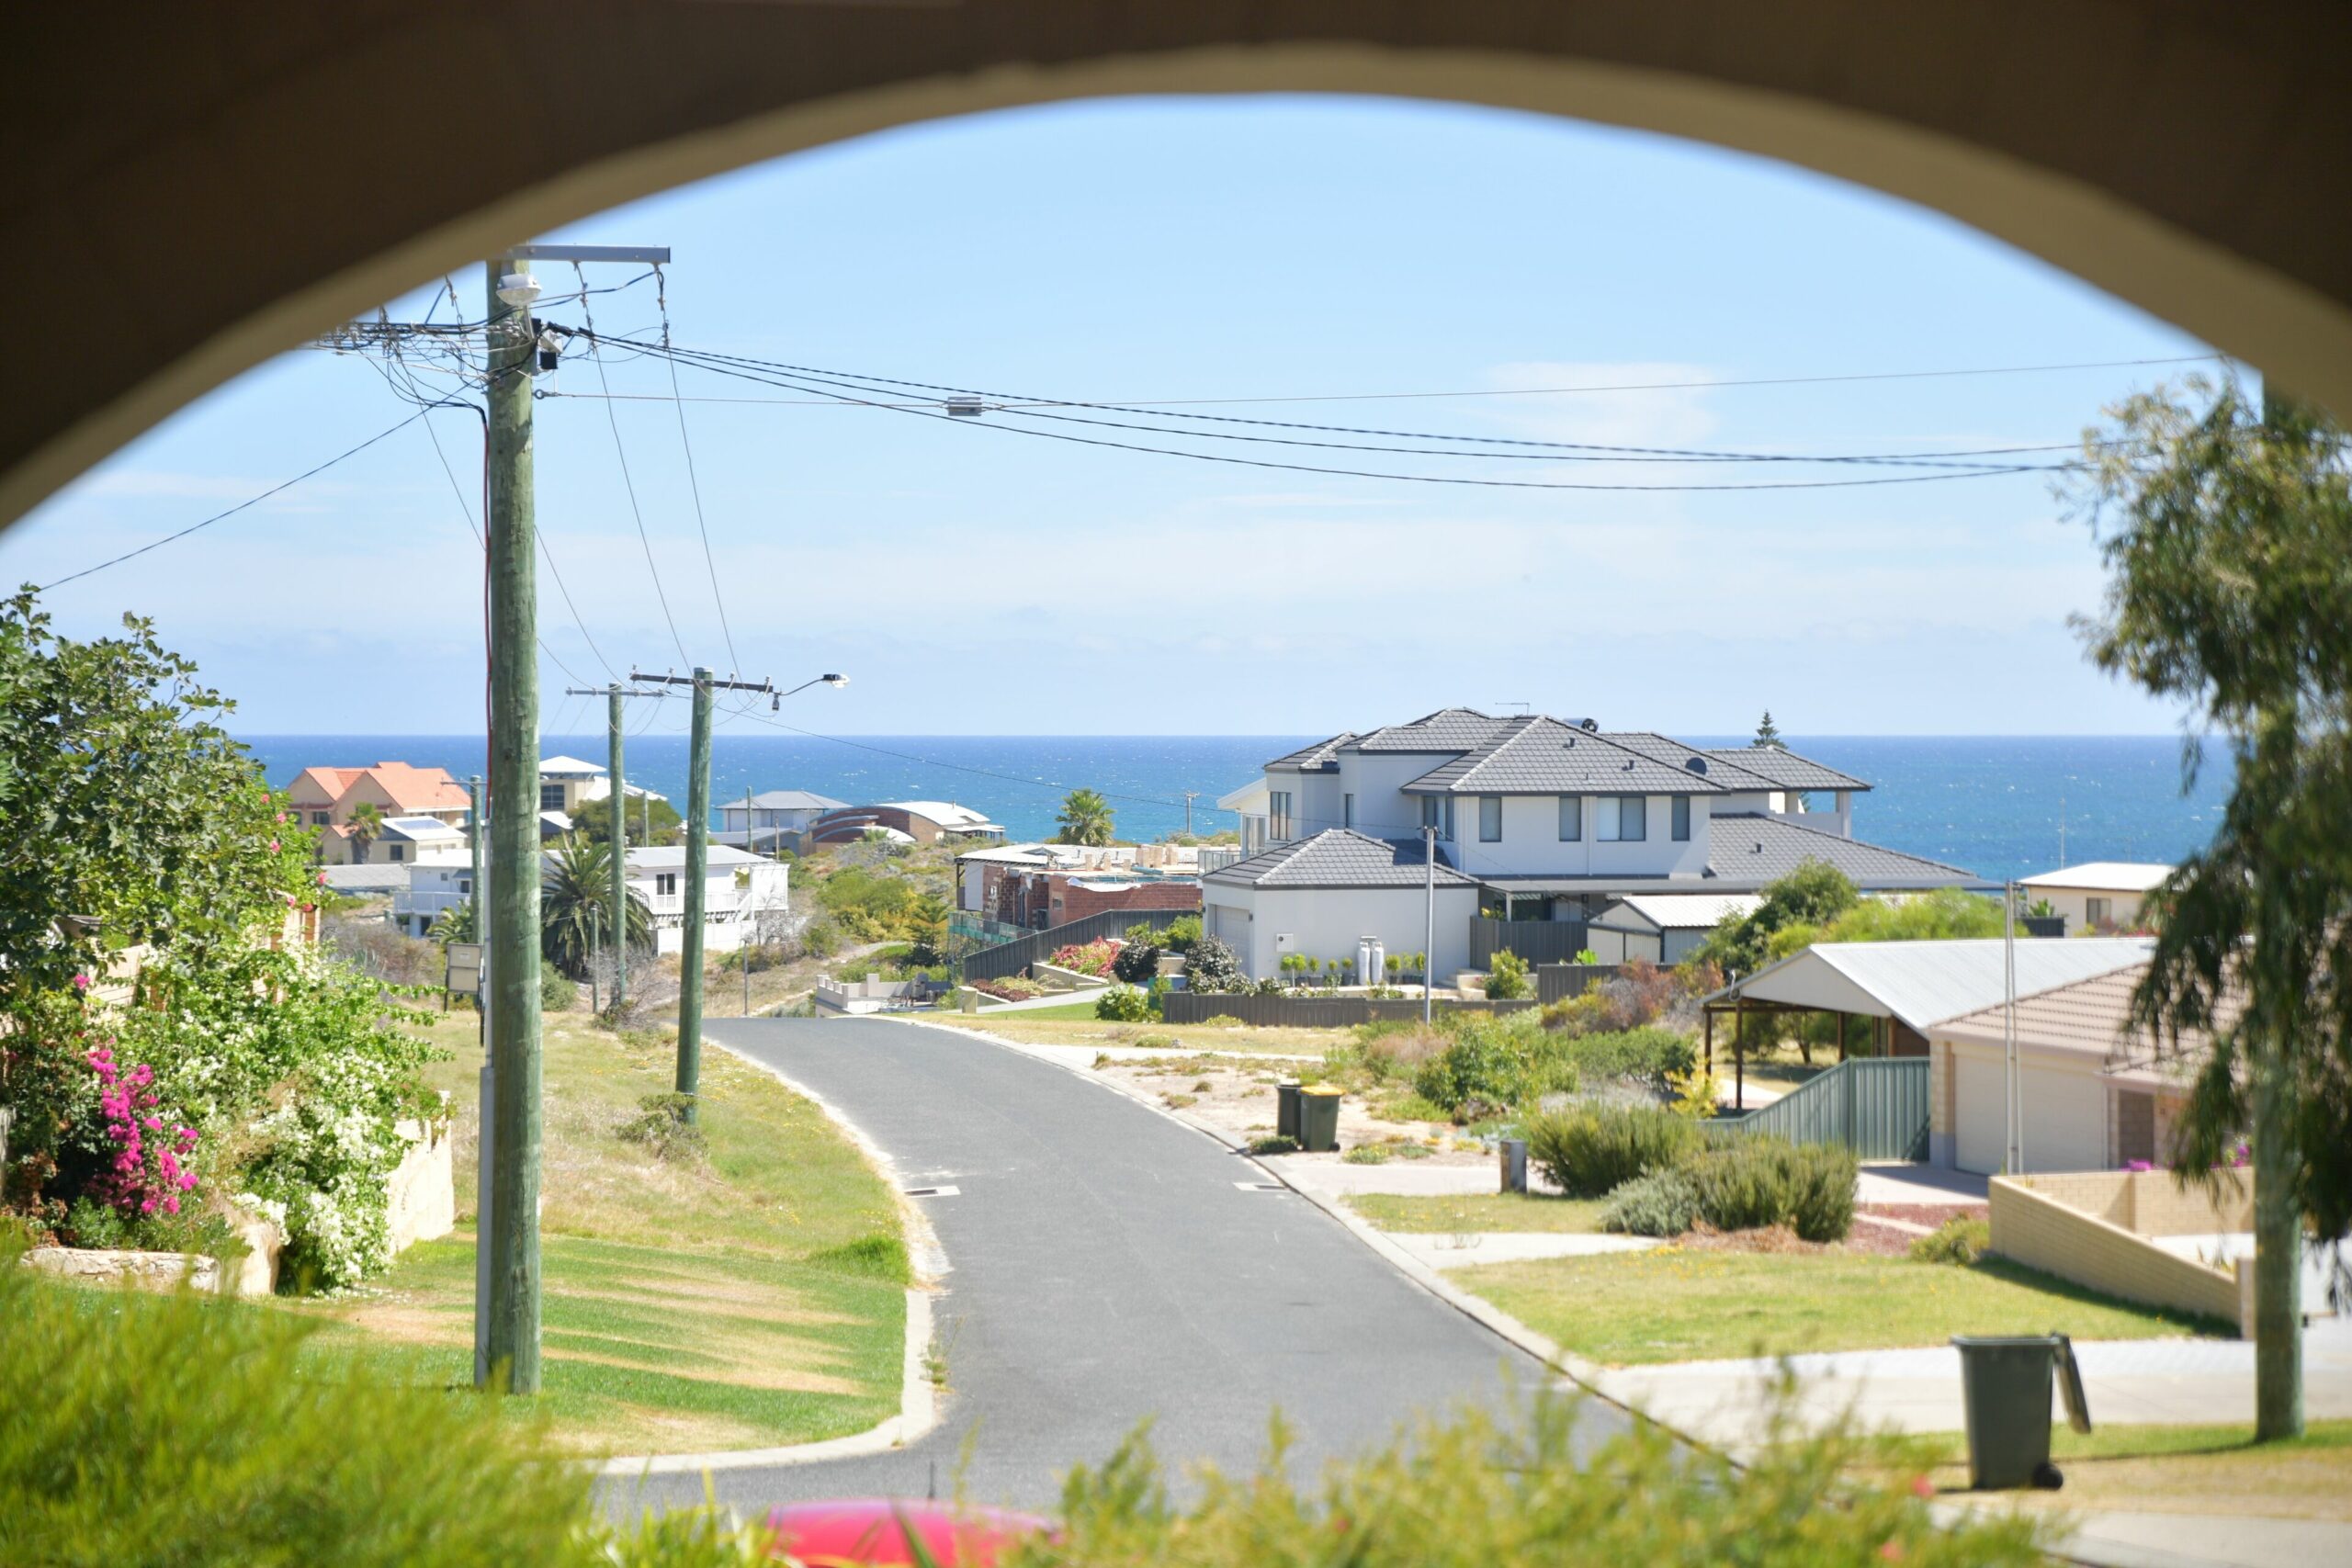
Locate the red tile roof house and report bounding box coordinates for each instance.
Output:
[287,762,471,864]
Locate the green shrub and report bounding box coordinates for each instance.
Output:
[1599,1167,1702,1236]
[1095,985,1152,1022]
[1484,948,1531,1000]
[806,1232,912,1282]
[1909,1213,1992,1265]
[1200,1013,1245,1029]
[539,969,578,1011]
[1112,941,1162,984]
[1184,935,1244,993]
[1686,1139,1859,1242]
[1026,1390,2044,1568]
[1412,1029,1524,1111]
[1157,914,1202,953]
[1555,1026,1697,1086]
[1341,1145,1391,1166]
[1354,1022,1450,1083]
[1526,1104,1702,1197]
[1247,1134,1301,1156]
[616,1092,706,1161]
[0,1253,590,1566]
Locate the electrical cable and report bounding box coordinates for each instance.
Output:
[620,343,2064,493]
[574,272,694,667]
[650,264,743,676]
[40,410,435,590]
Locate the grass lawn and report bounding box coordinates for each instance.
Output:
[1902,1419,2352,1521]
[905,1012,1340,1056]
[1345,1192,1609,1235]
[1453,1249,2228,1366]
[268,1011,909,1457]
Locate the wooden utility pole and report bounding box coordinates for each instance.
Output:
[631,667,770,1120]
[475,242,668,1397]
[482,254,543,1395]
[607,684,628,1013]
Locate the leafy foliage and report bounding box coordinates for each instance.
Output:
[1685,1139,1859,1243]
[1054,787,1116,846]
[1599,1167,1702,1236]
[1050,939,1120,978]
[616,1093,706,1161]
[539,835,651,979]
[1526,1104,1701,1197]
[0,1256,591,1567]
[567,789,684,847]
[1768,887,2007,961]
[2069,379,2352,1238]
[1693,860,1860,975]
[1484,949,1530,1000]
[1909,1213,1991,1265]
[1112,941,1161,984]
[1754,710,1785,749]
[1094,985,1153,1023]
[1183,935,1244,994]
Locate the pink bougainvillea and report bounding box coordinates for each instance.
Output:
[85,1042,199,1217]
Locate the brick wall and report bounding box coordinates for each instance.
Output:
[1037,875,1200,926]
[1989,1175,2244,1333]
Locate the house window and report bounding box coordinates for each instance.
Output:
[656,873,678,897]
[1342,793,1355,829]
[387,843,404,863]
[458,879,470,895]
[1671,795,1690,841]
[539,782,566,811]
[311,810,331,826]
[1269,791,1295,840]
[1478,796,1502,842]
[1598,796,1647,841]
[2086,897,2113,926]
[1419,795,1453,840]
[1557,795,1581,841]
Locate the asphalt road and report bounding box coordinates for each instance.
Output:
[601,1017,1625,1516]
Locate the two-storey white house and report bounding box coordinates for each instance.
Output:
[1204,709,1985,981]
[626,843,789,956]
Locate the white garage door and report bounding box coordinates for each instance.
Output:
[1955,1050,2108,1175]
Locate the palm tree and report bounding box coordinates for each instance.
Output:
[1054,787,1114,846]
[345,800,386,862]
[428,902,477,946]
[541,835,650,979]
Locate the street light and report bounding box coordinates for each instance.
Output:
[772,672,849,710]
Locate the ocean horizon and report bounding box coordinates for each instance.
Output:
[237,732,2230,888]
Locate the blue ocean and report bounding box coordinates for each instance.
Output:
[235,733,2231,886]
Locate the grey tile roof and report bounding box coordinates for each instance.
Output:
[742,789,848,810]
[1702,746,1871,792]
[1704,813,1982,888]
[1203,829,1477,890]
[1351,707,1512,752]
[1405,717,1734,795]
[1264,732,1356,772]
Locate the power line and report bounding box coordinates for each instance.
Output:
[622,343,2064,492]
[650,265,742,675]
[40,410,434,590]
[578,345,2230,410]
[632,344,2095,467]
[575,278,694,668]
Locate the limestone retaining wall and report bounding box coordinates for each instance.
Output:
[1988,1173,2245,1333]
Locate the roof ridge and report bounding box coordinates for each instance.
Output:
[1713,810,1976,876]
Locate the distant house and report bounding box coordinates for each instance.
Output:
[1587,892,1760,965]
[1930,961,2215,1175]
[2017,862,2170,934]
[375,815,469,867]
[620,843,789,956]
[288,761,470,864]
[717,789,848,853]
[1203,829,1480,981]
[1203,708,1985,981]
[951,842,1200,929]
[538,754,667,840]
[808,799,1006,846]
[391,862,473,939]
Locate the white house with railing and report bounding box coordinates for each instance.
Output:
[1204,709,1985,980]
[391,862,476,938]
[626,843,789,956]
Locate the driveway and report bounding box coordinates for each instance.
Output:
[601,1018,1609,1516]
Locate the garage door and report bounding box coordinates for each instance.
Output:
[1955,1051,2108,1175]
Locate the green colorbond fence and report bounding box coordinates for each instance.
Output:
[1712,1057,1930,1161]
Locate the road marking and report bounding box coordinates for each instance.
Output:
[902,1184,961,1198]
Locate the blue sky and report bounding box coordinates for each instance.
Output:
[2,95,2232,739]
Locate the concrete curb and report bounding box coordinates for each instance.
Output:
[594,1035,946,1478]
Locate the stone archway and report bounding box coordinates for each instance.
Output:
[6,3,2347,524]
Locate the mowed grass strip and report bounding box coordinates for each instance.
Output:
[1453,1249,2228,1366]
[1894,1419,2352,1521]
[911,1012,1346,1056]
[276,1014,909,1456]
[1345,1192,1609,1235]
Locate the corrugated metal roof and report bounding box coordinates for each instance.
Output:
[1711,937,2155,1032]
[1602,892,1760,931]
[741,788,848,810]
[1203,829,1477,890]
